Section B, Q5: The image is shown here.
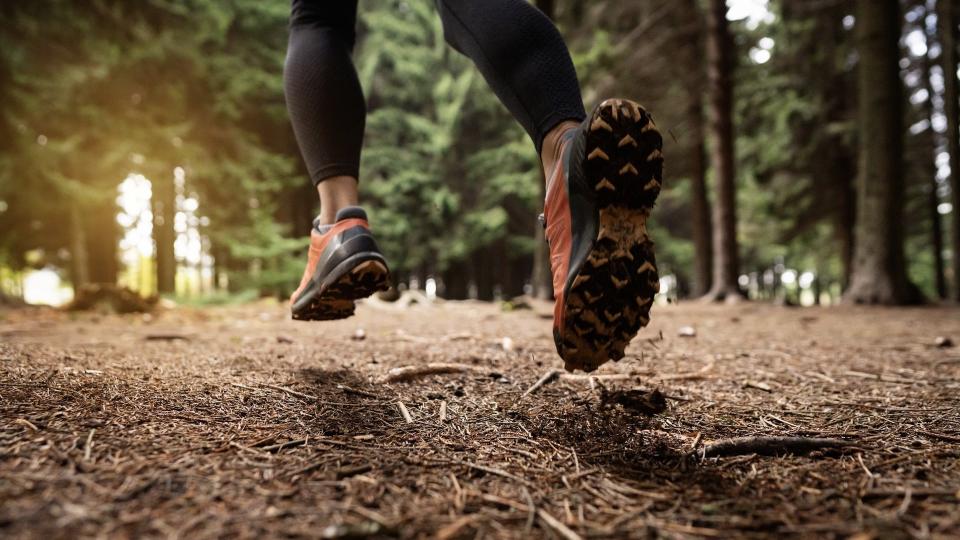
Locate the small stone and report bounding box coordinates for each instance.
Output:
[678,326,697,338]
[935,336,954,348]
[499,337,514,352]
[352,328,367,341]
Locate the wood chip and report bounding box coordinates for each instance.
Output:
[397,401,413,423]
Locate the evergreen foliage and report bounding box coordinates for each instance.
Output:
[0,0,956,305]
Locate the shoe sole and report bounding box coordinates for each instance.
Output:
[291,259,391,321]
[559,99,663,372]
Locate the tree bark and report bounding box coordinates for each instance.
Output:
[676,0,712,298]
[939,0,960,300]
[442,259,470,300]
[844,0,919,304]
[473,248,495,301]
[84,197,119,284]
[688,98,713,297]
[925,6,948,299]
[69,204,90,291]
[153,171,176,295]
[702,0,743,301]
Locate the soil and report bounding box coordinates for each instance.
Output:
[1,299,958,539]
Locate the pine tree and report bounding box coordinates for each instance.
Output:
[845,0,920,304]
[938,0,960,299]
[703,0,744,301]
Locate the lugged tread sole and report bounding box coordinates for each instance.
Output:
[559,99,663,372]
[292,260,391,322]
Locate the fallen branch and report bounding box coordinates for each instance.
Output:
[145,333,191,341]
[524,369,561,396]
[382,363,482,383]
[657,361,716,381]
[695,436,855,458]
[844,370,927,385]
[560,372,652,382]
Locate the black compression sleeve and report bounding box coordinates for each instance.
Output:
[284,1,364,185]
[436,0,586,152]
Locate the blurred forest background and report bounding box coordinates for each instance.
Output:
[1,0,958,308]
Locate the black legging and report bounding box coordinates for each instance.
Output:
[284,0,586,185]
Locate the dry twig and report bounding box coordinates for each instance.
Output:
[696,436,855,458]
[382,363,482,383]
[524,369,561,396]
[537,509,582,540]
[260,383,318,401]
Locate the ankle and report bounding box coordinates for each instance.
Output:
[316,175,359,225]
[540,120,580,180]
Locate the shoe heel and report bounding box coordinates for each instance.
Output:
[583,98,663,211]
[558,99,664,372]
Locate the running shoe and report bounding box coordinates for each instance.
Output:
[290,206,391,321]
[542,98,663,372]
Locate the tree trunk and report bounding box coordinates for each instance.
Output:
[85,197,119,284]
[675,0,712,298]
[844,0,919,304]
[702,0,743,301]
[501,249,528,298]
[925,8,948,299]
[153,172,176,295]
[442,259,470,300]
[69,204,90,291]
[939,0,960,300]
[473,248,495,301]
[688,99,713,297]
[929,175,947,299]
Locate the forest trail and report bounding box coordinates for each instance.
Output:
[2,301,959,538]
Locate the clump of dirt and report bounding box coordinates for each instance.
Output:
[599,386,667,416]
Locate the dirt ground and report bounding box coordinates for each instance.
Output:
[1,298,959,539]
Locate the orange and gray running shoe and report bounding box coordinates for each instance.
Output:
[290,207,391,321]
[542,99,663,372]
